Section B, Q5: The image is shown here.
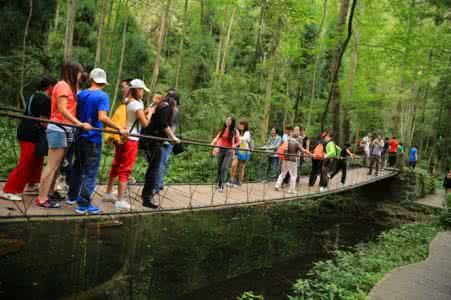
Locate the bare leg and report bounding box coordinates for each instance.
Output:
[229,158,238,181]
[118,181,127,200]
[38,148,65,203]
[239,161,246,183]
[106,176,116,194]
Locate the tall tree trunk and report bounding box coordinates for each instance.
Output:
[320,0,357,133]
[443,100,450,173]
[306,0,328,131]
[215,7,228,77]
[293,68,304,123]
[330,0,351,142]
[149,0,172,95]
[95,0,107,67]
[110,0,129,115]
[342,16,359,143]
[107,0,122,68]
[53,0,61,33]
[64,0,77,62]
[18,0,33,108]
[175,0,189,90]
[219,7,236,78]
[252,0,265,73]
[260,18,281,141]
[200,0,204,31]
[418,50,433,155]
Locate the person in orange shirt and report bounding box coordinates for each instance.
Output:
[35,62,92,209]
[387,136,399,167]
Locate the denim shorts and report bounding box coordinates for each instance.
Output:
[47,129,69,149]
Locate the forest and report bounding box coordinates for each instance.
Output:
[0,0,450,172]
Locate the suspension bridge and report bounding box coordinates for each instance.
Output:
[0,110,399,220]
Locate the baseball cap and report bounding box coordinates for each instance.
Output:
[89,68,108,84]
[130,79,150,92]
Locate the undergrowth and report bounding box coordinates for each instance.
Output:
[289,222,442,300]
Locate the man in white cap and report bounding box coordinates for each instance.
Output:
[67,68,128,215]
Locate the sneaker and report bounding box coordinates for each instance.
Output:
[103,193,118,202]
[48,191,65,201]
[226,180,235,187]
[115,200,132,210]
[319,187,325,192]
[76,204,101,215]
[75,206,88,214]
[0,191,22,201]
[66,199,77,205]
[216,186,224,193]
[55,177,68,193]
[87,204,101,214]
[142,197,159,209]
[128,176,137,185]
[287,189,297,194]
[235,180,242,187]
[24,184,40,194]
[34,198,61,209]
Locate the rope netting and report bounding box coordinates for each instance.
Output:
[0,111,400,219]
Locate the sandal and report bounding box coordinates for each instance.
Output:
[34,198,61,209]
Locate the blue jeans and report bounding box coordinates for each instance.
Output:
[62,142,75,185]
[156,143,173,192]
[267,156,279,180]
[217,148,232,187]
[68,138,102,207]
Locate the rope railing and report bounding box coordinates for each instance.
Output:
[0,111,303,157]
[0,111,401,219]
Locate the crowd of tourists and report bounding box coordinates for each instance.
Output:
[0,62,421,214]
[0,62,179,212]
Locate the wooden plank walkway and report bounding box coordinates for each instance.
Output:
[0,168,397,220]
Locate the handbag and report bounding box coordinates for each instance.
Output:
[35,130,49,157]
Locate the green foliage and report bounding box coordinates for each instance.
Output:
[438,193,451,228]
[289,223,441,300]
[415,169,436,198]
[237,291,264,300]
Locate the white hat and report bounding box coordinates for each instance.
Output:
[89,68,108,84]
[130,79,150,92]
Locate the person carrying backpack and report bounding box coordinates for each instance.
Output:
[104,79,152,209]
[308,131,328,188]
[319,133,338,192]
[274,132,309,194]
[0,77,56,201]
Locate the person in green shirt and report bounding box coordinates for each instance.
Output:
[320,133,338,192]
[397,142,405,167]
[397,143,405,153]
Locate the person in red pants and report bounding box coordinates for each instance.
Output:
[0,77,56,201]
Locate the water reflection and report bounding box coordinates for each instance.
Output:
[0,195,388,300]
